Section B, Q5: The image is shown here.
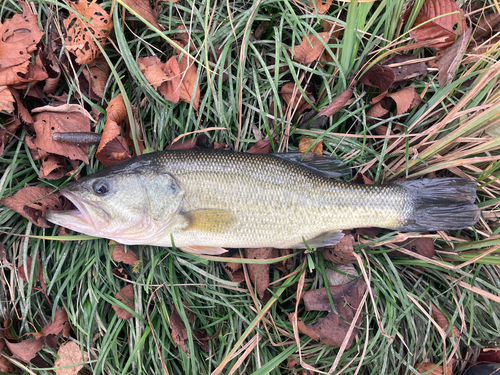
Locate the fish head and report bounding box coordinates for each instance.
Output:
[47,167,184,243]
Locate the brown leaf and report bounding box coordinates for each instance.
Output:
[0,2,44,69]
[386,87,421,115]
[288,33,329,65]
[170,302,195,354]
[1,186,71,228]
[0,61,48,86]
[0,86,15,113]
[298,135,323,155]
[318,88,353,117]
[325,264,357,286]
[138,56,170,90]
[360,65,396,103]
[42,308,70,338]
[159,56,181,103]
[81,56,110,99]
[280,82,314,121]
[0,117,20,157]
[409,0,468,50]
[322,231,356,264]
[17,256,34,282]
[96,93,141,167]
[5,337,43,363]
[177,54,200,112]
[247,139,273,154]
[167,134,207,150]
[473,12,500,41]
[297,278,366,348]
[111,243,140,267]
[314,0,334,14]
[384,54,428,84]
[64,0,113,64]
[39,47,61,94]
[245,248,273,299]
[431,303,460,338]
[415,362,454,374]
[0,355,16,373]
[11,61,48,89]
[112,284,135,319]
[225,253,244,283]
[350,172,374,185]
[121,0,161,30]
[366,97,392,120]
[39,155,74,180]
[54,341,89,375]
[355,227,383,237]
[438,27,472,85]
[31,109,91,163]
[8,86,33,123]
[395,236,435,258]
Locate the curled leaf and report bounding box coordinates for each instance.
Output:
[288,33,329,65]
[112,284,135,319]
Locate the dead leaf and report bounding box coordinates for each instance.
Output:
[8,86,33,123]
[1,186,71,228]
[322,231,356,264]
[0,117,20,157]
[355,227,383,237]
[177,54,200,112]
[288,33,329,65]
[0,356,15,373]
[314,0,334,14]
[280,82,314,121]
[326,264,357,286]
[39,155,81,180]
[5,337,43,363]
[415,362,454,374]
[54,341,89,375]
[473,12,500,41]
[438,27,472,85]
[318,88,353,117]
[350,172,374,185]
[387,87,421,115]
[112,284,135,319]
[360,65,396,103]
[0,2,43,69]
[64,0,113,64]
[384,54,428,85]
[0,61,47,86]
[245,248,273,299]
[431,303,460,338]
[247,139,273,154]
[42,308,70,348]
[81,56,110,99]
[167,134,207,150]
[298,135,323,155]
[17,256,34,282]
[225,253,245,283]
[111,243,140,267]
[296,278,366,348]
[138,56,170,89]
[96,93,141,167]
[395,236,435,258]
[121,0,161,30]
[0,86,14,113]
[138,55,182,103]
[11,61,48,89]
[39,46,61,94]
[170,301,195,354]
[409,0,468,50]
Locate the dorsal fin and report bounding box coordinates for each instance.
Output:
[272,153,350,179]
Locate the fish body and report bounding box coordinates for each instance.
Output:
[47,150,480,254]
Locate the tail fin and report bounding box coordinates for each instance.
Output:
[395,178,480,231]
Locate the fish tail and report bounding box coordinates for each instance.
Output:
[396,178,481,231]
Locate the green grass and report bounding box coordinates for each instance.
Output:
[1,0,500,373]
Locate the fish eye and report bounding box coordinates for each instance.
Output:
[93,180,110,195]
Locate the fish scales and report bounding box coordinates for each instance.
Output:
[45,149,480,254]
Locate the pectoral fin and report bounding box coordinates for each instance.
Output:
[180,246,229,255]
[291,230,344,248]
[182,209,235,233]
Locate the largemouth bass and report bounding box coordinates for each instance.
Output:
[46,150,480,255]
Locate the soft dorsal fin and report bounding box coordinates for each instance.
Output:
[272,153,349,179]
[181,209,235,233]
[290,230,344,248]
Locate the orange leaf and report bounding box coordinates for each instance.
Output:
[138,56,170,89]
[54,341,89,374]
[112,284,135,319]
[0,117,20,156]
[409,0,468,50]
[315,0,334,14]
[298,135,323,155]
[63,0,113,64]
[111,243,140,267]
[318,88,353,117]
[288,32,329,65]
[0,86,15,113]
[177,54,200,112]
[121,0,161,30]
[0,2,43,69]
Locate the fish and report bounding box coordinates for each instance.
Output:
[46,149,481,255]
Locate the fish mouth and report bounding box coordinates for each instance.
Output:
[46,189,97,230]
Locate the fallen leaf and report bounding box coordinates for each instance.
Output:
[477,347,500,363]
[30,110,91,164]
[355,227,383,237]
[42,308,70,348]
[247,139,273,154]
[473,12,500,41]
[8,86,33,123]
[54,341,89,375]
[395,236,435,258]
[0,356,15,373]
[288,33,329,65]
[17,256,34,282]
[296,277,366,348]
[39,46,61,94]
[431,303,460,338]
[350,172,374,185]
[318,88,353,117]
[322,231,356,264]
[360,65,396,103]
[245,248,273,299]
[366,97,392,120]
[170,301,195,354]
[64,0,113,64]
[0,61,48,86]
[386,87,421,115]
[409,0,468,50]
[280,82,314,121]
[326,264,357,286]
[138,56,170,90]
[415,361,454,374]
[225,253,245,283]
[0,2,43,69]
[177,54,200,112]
[438,27,472,85]
[40,155,81,180]
[121,0,161,30]
[0,117,21,156]
[298,135,323,155]
[5,337,43,363]
[167,134,207,150]
[314,0,334,14]
[0,86,15,113]
[112,284,135,319]
[384,54,428,85]
[111,243,140,267]
[1,186,71,228]
[81,56,110,99]
[287,356,300,369]
[11,61,48,89]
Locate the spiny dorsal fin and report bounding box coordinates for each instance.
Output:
[290,230,344,248]
[182,209,235,233]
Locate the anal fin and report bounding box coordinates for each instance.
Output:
[182,209,235,233]
[179,246,229,255]
[290,230,344,249]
